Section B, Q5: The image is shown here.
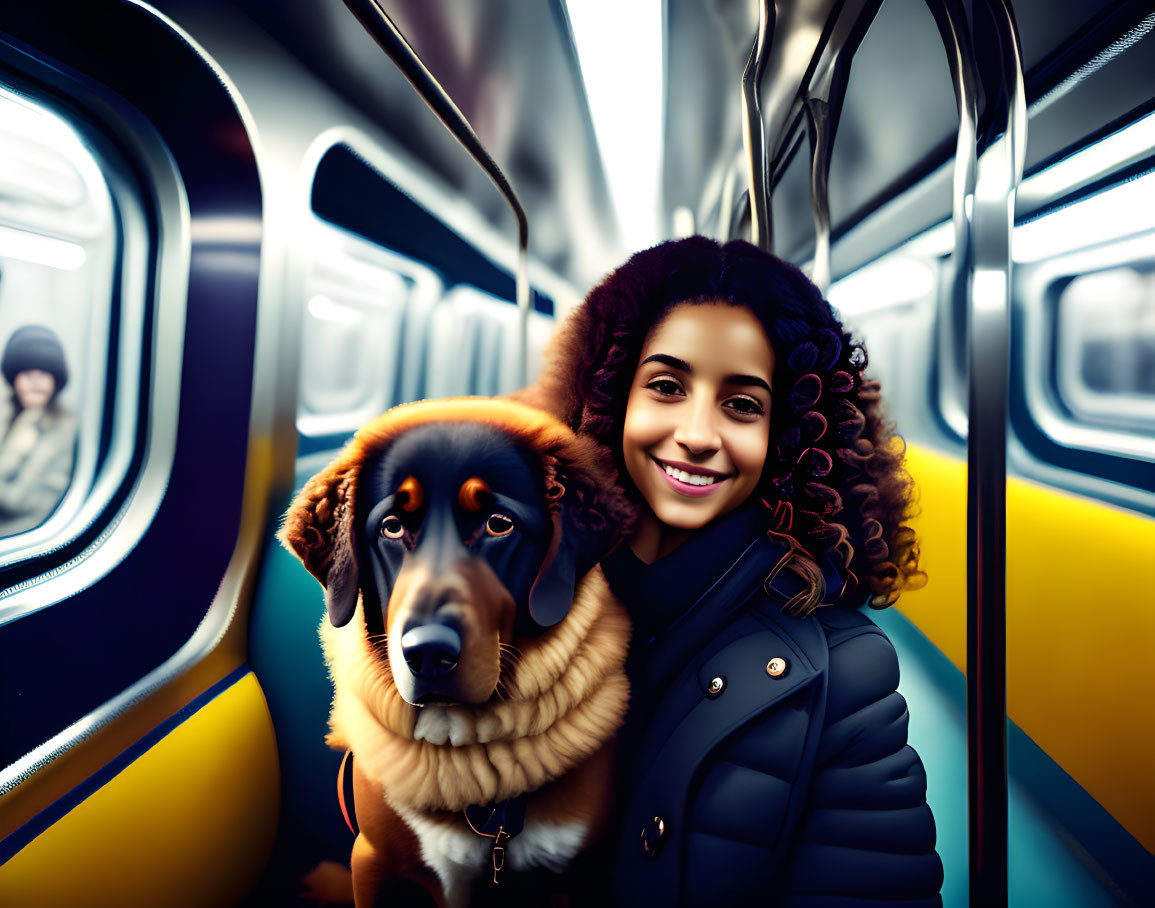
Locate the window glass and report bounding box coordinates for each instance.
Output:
[1056,266,1155,429]
[0,88,117,543]
[296,221,442,438]
[424,286,555,400]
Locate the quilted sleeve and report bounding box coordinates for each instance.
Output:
[782,624,944,907]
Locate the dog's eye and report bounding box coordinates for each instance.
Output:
[381,515,405,539]
[485,514,515,537]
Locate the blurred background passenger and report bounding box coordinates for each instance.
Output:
[0,325,76,537]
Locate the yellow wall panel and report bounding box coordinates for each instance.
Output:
[0,672,280,907]
[897,445,1155,854]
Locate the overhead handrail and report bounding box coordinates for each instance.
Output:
[925,1,1026,905]
[925,0,979,377]
[340,0,532,387]
[740,0,775,252]
[717,149,744,241]
[802,1,883,294]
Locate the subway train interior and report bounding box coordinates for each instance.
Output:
[0,0,1153,905]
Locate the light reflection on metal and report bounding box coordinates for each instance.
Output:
[717,150,743,241]
[340,0,531,386]
[740,0,774,252]
[923,0,1027,904]
[802,1,882,295]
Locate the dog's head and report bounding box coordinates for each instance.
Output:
[280,398,632,707]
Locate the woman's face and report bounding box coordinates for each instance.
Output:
[13,369,56,411]
[622,301,775,535]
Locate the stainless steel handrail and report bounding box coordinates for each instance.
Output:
[340,0,532,386]
[926,0,979,385]
[925,0,1026,904]
[741,0,775,252]
[965,1,1026,905]
[801,1,882,294]
[804,92,837,294]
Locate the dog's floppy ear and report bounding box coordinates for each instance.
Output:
[527,448,633,627]
[527,498,578,628]
[280,465,361,627]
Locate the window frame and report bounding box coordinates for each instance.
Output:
[0,83,154,573]
[1019,232,1155,468]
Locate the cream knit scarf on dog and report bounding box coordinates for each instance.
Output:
[320,566,630,813]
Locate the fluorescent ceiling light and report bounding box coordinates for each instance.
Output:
[566,0,663,251]
[0,224,86,270]
[904,221,954,258]
[307,295,361,326]
[828,255,935,314]
[1019,110,1155,207]
[1014,169,1155,263]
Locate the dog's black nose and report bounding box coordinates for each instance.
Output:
[400,624,462,680]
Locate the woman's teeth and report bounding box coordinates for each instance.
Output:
[663,464,721,486]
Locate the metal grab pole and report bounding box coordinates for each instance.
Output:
[740,0,775,252]
[340,0,532,386]
[926,0,1026,904]
[966,2,1026,905]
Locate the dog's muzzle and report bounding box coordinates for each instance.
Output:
[400,623,461,681]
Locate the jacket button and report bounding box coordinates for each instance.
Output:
[766,657,788,678]
[706,675,726,697]
[641,816,666,857]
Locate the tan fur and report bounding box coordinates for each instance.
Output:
[321,566,629,813]
[281,398,634,905]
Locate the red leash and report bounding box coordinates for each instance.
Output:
[338,749,358,835]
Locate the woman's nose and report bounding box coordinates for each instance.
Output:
[673,399,721,454]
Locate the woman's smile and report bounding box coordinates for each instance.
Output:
[652,457,731,495]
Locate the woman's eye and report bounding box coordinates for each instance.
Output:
[646,378,683,397]
[485,514,515,537]
[381,515,405,539]
[724,396,765,418]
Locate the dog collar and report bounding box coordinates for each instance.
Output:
[464,796,527,884]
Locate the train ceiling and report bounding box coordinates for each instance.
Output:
[235,0,1152,290]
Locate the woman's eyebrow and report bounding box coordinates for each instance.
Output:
[639,353,690,372]
[725,374,773,394]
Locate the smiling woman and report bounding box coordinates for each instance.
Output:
[523,235,941,905]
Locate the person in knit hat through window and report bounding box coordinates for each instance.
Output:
[0,324,77,537]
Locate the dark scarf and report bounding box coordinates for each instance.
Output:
[601,504,774,645]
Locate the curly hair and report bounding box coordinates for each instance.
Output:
[526,236,926,611]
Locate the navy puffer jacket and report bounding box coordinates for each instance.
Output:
[602,506,942,907]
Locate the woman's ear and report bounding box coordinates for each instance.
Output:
[279,465,361,627]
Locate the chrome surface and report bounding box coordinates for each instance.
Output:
[236,0,620,289]
[740,0,774,251]
[1019,236,1155,467]
[339,0,532,385]
[924,0,979,448]
[962,1,1027,904]
[0,0,244,785]
[801,1,882,293]
[0,68,188,626]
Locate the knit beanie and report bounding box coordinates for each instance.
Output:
[1,325,69,391]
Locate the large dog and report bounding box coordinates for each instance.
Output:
[280,398,633,907]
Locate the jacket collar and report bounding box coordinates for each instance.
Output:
[601,504,773,644]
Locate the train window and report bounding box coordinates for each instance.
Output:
[425,285,555,400]
[1055,267,1155,428]
[296,219,442,439]
[0,85,129,561]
